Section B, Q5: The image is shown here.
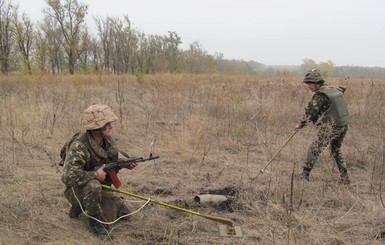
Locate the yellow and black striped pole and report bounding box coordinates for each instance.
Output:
[102,184,233,226]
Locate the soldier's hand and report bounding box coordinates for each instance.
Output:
[96,164,106,181]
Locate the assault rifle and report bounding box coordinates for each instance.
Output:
[97,153,160,188]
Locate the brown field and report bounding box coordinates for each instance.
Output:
[1,73,385,244]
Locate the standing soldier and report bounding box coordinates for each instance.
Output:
[62,104,135,239]
[296,69,351,184]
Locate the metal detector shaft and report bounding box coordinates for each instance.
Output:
[260,129,299,173]
[101,184,234,227]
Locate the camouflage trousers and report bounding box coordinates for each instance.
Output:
[64,179,128,222]
[304,124,349,173]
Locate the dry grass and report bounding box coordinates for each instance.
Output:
[1,73,385,244]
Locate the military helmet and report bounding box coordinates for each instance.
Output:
[82,104,118,130]
[303,69,325,84]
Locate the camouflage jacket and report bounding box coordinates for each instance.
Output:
[299,91,331,128]
[61,131,119,187]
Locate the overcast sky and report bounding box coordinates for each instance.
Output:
[16,0,385,67]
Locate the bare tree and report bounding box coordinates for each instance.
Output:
[13,12,33,74]
[146,34,168,73]
[135,32,149,74]
[109,16,136,74]
[118,16,137,74]
[95,15,138,74]
[88,35,101,72]
[38,17,65,74]
[318,60,336,78]
[0,0,16,74]
[77,29,94,72]
[44,0,88,74]
[94,15,112,72]
[300,58,317,73]
[164,31,181,72]
[34,29,47,72]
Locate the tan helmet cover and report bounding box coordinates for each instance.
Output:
[82,104,118,130]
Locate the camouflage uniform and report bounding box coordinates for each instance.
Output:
[62,131,123,221]
[299,70,350,184]
[61,104,130,239]
[300,92,349,170]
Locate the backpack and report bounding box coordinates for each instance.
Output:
[59,132,82,166]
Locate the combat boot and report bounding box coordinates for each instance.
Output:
[89,218,109,239]
[68,204,82,218]
[298,167,311,181]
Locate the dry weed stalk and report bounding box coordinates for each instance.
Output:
[289,162,295,212]
[1,74,385,244]
[115,79,125,129]
[379,113,385,208]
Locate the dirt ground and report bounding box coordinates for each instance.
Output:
[1,74,385,244]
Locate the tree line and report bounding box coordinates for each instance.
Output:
[0,0,257,75]
[1,0,384,78]
[299,58,385,80]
